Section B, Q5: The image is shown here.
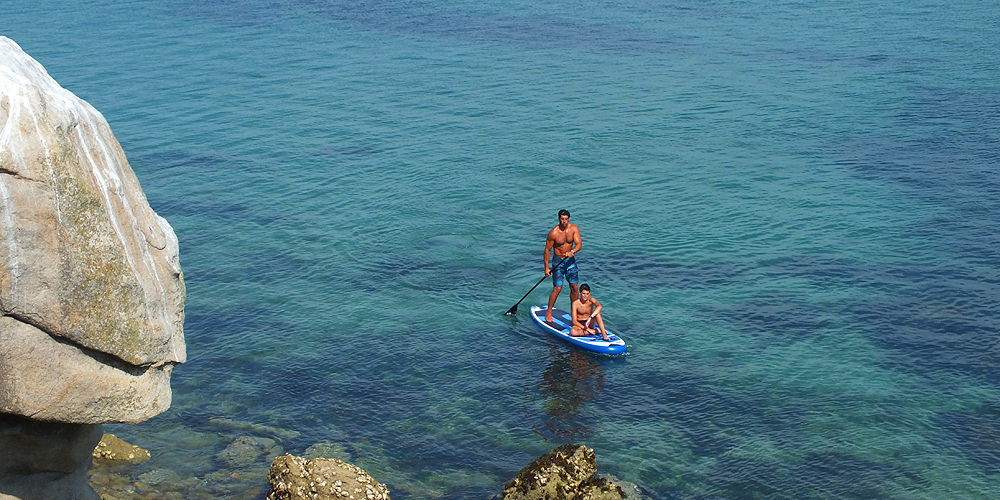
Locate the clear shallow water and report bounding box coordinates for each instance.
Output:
[5,0,1000,498]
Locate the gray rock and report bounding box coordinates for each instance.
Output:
[0,35,184,424]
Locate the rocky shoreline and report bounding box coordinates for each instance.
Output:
[89,435,644,500]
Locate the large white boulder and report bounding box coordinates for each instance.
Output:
[0,35,185,423]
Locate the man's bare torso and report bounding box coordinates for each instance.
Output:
[548,223,579,258]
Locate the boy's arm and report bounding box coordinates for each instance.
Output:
[589,298,602,319]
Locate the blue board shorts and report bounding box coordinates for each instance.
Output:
[550,256,579,287]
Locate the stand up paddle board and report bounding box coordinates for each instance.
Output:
[530,306,627,355]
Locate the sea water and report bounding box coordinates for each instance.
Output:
[4,0,999,498]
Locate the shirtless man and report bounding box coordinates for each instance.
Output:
[570,284,610,341]
[544,209,582,322]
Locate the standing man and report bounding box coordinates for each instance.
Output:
[544,209,582,322]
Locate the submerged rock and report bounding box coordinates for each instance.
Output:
[217,435,281,468]
[302,442,350,461]
[209,417,302,440]
[503,444,626,500]
[267,454,390,500]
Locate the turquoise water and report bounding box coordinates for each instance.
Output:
[6,0,1000,498]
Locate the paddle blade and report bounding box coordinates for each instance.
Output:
[504,304,518,316]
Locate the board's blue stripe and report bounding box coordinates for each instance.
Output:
[551,317,571,331]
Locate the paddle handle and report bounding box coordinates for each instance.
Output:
[505,255,569,315]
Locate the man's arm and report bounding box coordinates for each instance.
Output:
[544,233,554,276]
[571,224,582,256]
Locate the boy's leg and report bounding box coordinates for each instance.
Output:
[594,313,609,340]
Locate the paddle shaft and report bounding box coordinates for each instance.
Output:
[504,255,570,315]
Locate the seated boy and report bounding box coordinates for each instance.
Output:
[570,284,610,341]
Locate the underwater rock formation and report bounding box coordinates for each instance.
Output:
[217,435,283,468]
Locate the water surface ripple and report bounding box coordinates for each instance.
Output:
[5,0,1000,498]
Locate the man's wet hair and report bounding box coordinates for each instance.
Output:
[580,283,590,292]
[558,209,570,218]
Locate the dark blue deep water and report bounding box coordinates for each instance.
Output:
[5,0,999,498]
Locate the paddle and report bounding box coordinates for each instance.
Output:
[504,255,569,316]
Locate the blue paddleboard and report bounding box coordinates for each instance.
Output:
[530,306,627,355]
